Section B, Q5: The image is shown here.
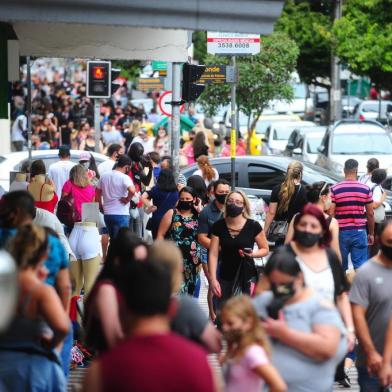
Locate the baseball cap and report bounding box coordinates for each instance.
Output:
[79,151,91,162]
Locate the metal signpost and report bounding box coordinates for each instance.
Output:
[26,56,32,162]
[171,63,182,180]
[207,32,260,189]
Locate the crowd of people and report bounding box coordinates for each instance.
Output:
[0,62,391,392]
[0,140,391,391]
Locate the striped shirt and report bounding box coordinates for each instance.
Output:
[331,180,372,231]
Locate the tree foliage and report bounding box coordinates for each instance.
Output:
[112,60,141,81]
[333,0,392,91]
[199,32,299,133]
[275,0,333,87]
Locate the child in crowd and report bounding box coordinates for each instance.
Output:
[221,295,286,392]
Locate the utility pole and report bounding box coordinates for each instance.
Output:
[230,56,237,190]
[94,99,100,153]
[171,63,181,179]
[330,0,342,123]
[26,56,32,162]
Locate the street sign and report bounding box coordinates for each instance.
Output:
[207,32,260,56]
[137,77,164,92]
[199,65,226,85]
[152,61,167,76]
[158,91,185,117]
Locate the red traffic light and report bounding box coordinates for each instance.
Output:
[93,66,105,80]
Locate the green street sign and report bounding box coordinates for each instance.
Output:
[152,61,167,71]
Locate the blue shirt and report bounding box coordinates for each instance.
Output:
[147,186,178,222]
[0,227,68,287]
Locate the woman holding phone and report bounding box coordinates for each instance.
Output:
[209,190,269,307]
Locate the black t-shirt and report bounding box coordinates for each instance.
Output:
[211,218,262,281]
[270,183,307,222]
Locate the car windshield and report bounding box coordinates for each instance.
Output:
[255,120,273,134]
[294,83,306,99]
[362,102,389,114]
[273,125,299,140]
[307,136,323,153]
[332,133,392,154]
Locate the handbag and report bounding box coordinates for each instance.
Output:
[267,220,289,243]
[232,257,257,296]
[372,185,386,224]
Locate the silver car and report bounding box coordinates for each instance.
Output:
[315,120,392,176]
[352,100,392,125]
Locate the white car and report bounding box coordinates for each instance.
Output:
[264,121,315,154]
[315,120,392,176]
[0,150,108,191]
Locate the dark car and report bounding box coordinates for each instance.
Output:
[181,156,342,204]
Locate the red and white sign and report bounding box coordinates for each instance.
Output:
[158,91,185,117]
[207,32,260,56]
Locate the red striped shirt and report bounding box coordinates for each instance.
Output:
[331,180,372,231]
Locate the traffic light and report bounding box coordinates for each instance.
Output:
[181,63,206,102]
[111,67,122,95]
[87,61,110,98]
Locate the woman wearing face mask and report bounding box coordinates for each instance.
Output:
[285,181,341,260]
[157,186,202,296]
[209,190,269,307]
[253,247,347,392]
[283,205,355,358]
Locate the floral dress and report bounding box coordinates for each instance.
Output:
[169,209,201,295]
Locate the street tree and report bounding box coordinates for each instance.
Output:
[275,0,333,88]
[333,0,392,91]
[199,32,299,145]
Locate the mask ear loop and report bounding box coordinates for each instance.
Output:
[319,181,327,199]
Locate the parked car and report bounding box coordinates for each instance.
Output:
[182,156,342,205]
[284,126,327,164]
[0,150,108,191]
[315,120,392,176]
[342,96,362,118]
[352,100,392,125]
[263,120,315,155]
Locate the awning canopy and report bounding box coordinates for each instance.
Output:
[1,0,284,34]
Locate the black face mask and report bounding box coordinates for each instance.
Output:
[267,282,296,319]
[215,193,227,204]
[293,229,321,248]
[381,244,392,261]
[226,203,243,217]
[177,200,193,211]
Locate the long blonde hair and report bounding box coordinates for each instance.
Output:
[70,164,90,188]
[197,155,215,182]
[221,295,270,357]
[277,161,303,215]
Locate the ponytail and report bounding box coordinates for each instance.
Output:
[277,161,303,215]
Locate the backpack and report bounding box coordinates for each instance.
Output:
[56,189,77,228]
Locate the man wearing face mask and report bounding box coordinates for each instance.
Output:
[350,220,392,391]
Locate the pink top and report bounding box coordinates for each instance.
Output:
[62,180,95,221]
[225,344,269,392]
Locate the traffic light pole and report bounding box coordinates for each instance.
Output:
[94,99,101,153]
[230,56,237,190]
[171,63,181,180]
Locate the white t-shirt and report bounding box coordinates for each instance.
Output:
[98,159,115,176]
[48,160,76,198]
[297,257,335,303]
[131,136,155,154]
[193,168,219,186]
[97,170,133,215]
[102,130,123,146]
[11,114,27,142]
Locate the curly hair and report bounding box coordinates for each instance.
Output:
[197,155,215,182]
